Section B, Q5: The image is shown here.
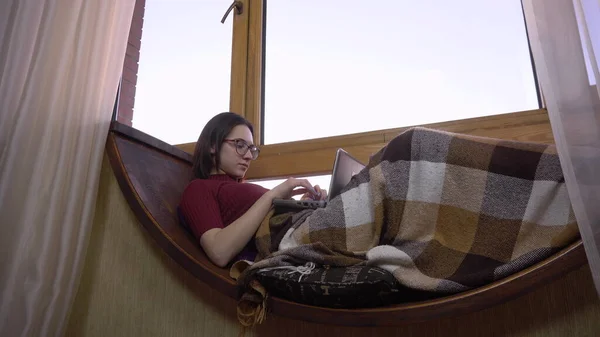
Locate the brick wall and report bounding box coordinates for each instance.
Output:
[117,0,146,126]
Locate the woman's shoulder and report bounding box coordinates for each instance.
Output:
[182,175,236,193]
[180,179,220,207]
[184,178,219,192]
[183,175,268,194]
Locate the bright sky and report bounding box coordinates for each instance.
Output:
[131,0,539,190]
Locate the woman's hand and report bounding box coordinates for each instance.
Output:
[268,178,318,200]
[301,184,327,201]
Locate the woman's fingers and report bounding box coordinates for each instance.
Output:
[319,189,328,200]
[312,185,328,200]
[289,178,316,196]
[290,188,309,196]
[274,178,320,199]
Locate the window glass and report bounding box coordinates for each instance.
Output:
[263,0,539,144]
[132,0,232,145]
[575,0,599,86]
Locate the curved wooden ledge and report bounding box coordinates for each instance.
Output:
[105,121,587,327]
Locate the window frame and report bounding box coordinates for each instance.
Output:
[177,0,549,181]
[228,0,265,144]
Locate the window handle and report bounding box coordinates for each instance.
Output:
[221,1,243,23]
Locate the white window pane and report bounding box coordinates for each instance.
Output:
[249,175,332,200]
[263,0,539,145]
[575,0,599,86]
[133,0,231,145]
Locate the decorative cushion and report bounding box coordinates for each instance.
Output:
[255,264,405,309]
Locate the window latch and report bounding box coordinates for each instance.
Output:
[221,1,243,23]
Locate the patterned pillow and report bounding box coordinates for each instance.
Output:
[255,264,406,308]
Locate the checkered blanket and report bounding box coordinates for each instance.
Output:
[231,127,579,326]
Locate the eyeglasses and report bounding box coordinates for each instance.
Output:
[223,138,260,160]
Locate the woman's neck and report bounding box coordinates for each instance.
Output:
[209,168,242,182]
[209,167,226,175]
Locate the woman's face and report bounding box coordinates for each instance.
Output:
[214,125,255,179]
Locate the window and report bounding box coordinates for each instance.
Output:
[262,0,540,144]
[124,0,549,182]
[132,0,233,145]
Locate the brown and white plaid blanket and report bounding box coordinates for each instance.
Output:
[231,127,580,326]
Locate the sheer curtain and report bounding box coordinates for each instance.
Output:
[0,1,135,336]
[523,0,600,295]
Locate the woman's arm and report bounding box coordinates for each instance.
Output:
[200,178,318,267]
[199,191,274,267]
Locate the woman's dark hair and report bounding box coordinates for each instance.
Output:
[191,112,254,179]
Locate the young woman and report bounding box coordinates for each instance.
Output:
[178,112,327,268]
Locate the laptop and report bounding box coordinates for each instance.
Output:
[272,148,366,210]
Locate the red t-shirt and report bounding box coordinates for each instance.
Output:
[178,174,269,262]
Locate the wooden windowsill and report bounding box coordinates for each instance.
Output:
[176,108,553,180]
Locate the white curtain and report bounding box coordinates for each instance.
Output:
[0,0,135,336]
[523,0,600,295]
